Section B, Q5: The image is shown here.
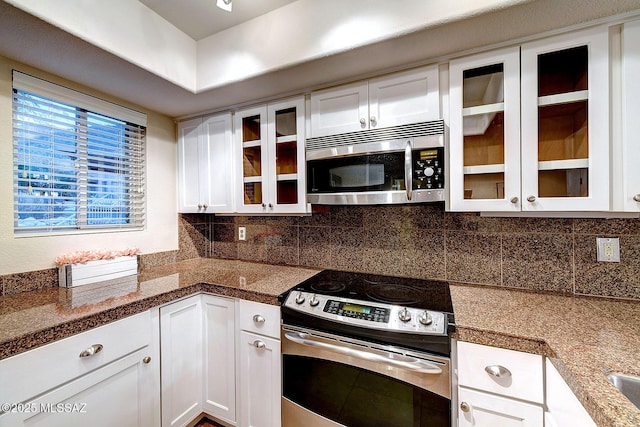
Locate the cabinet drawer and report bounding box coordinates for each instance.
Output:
[457,341,544,404]
[239,300,280,338]
[0,310,152,405]
[458,387,544,427]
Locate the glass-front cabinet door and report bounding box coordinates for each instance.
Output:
[235,98,307,214]
[236,105,269,213]
[449,46,521,211]
[521,26,609,211]
[267,97,306,213]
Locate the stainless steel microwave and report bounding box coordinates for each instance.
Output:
[306,121,445,205]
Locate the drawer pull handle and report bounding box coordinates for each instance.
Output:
[79,344,103,358]
[485,365,511,378]
[253,314,266,324]
[143,356,152,364]
[253,340,266,349]
[460,402,470,413]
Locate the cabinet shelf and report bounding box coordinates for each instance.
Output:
[243,176,263,183]
[538,158,588,171]
[538,90,588,107]
[276,173,298,181]
[243,140,262,148]
[462,102,505,116]
[276,135,297,144]
[463,164,505,175]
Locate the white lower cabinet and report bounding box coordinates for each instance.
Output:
[238,300,282,427]
[545,359,597,427]
[160,295,204,427]
[202,294,237,424]
[457,341,544,427]
[0,310,159,427]
[458,387,543,427]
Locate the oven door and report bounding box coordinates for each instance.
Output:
[281,326,451,427]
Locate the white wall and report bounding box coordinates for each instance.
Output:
[0,55,178,275]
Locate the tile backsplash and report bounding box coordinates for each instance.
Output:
[180,205,640,300]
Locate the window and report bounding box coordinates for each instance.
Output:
[12,71,146,233]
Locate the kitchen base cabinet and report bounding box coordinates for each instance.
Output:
[238,332,281,427]
[160,295,203,427]
[202,295,236,425]
[0,348,158,427]
[0,310,159,427]
[238,300,281,427]
[458,387,543,427]
[545,359,597,427]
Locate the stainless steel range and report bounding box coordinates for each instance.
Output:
[279,270,455,427]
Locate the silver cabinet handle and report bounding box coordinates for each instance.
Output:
[370,116,377,127]
[634,194,640,202]
[285,331,442,374]
[143,356,152,364]
[359,118,366,127]
[510,197,518,204]
[526,195,536,203]
[460,402,470,413]
[79,344,103,358]
[485,365,512,378]
[404,140,413,201]
[253,340,266,349]
[253,314,266,324]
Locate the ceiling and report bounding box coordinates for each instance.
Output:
[1,0,639,119]
[139,0,297,40]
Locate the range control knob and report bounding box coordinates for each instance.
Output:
[309,295,320,307]
[398,308,412,322]
[419,311,433,326]
[424,167,435,177]
[295,292,305,305]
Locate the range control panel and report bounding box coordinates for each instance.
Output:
[283,291,447,336]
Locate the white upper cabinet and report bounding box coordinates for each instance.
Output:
[521,26,609,211]
[621,19,640,212]
[235,97,308,214]
[177,113,234,213]
[310,66,440,138]
[449,46,521,212]
[449,25,610,212]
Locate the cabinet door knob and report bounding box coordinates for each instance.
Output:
[202,204,207,210]
[359,118,366,127]
[370,116,377,127]
[253,340,266,349]
[460,402,470,413]
[268,203,273,209]
[510,197,518,204]
[526,195,536,203]
[634,194,640,202]
[485,364,512,378]
[253,314,266,324]
[79,344,103,358]
[198,204,203,210]
[143,356,152,364]
[261,203,266,208]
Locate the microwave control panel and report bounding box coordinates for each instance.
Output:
[413,147,444,190]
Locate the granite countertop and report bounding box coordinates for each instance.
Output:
[450,284,640,427]
[0,258,320,360]
[0,259,638,427]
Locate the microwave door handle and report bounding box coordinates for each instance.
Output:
[284,331,442,374]
[404,140,413,201]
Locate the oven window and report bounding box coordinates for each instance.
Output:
[307,152,406,193]
[283,355,450,427]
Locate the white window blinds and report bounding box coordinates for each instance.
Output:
[12,71,146,233]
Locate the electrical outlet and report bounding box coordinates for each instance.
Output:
[238,226,246,241]
[596,237,620,262]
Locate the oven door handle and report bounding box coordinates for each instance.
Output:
[284,331,442,374]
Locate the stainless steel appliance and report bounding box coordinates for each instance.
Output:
[306,121,445,205]
[279,270,455,427]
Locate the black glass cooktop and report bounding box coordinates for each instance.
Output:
[281,269,454,314]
